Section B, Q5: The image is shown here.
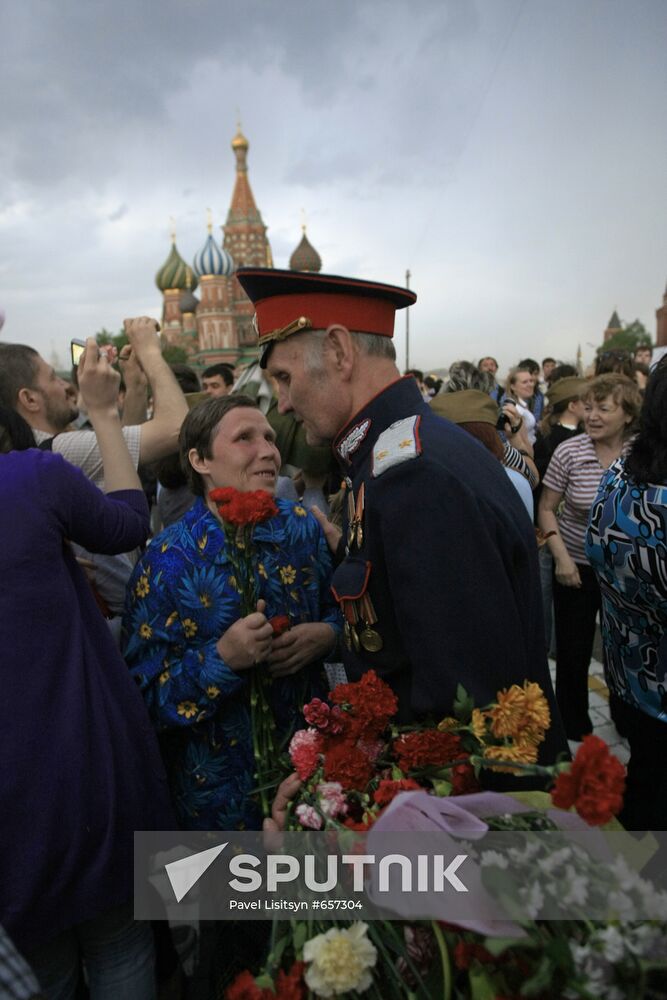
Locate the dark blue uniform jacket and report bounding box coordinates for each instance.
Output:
[331,376,568,766]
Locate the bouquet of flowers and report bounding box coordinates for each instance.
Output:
[225,671,667,999]
[210,487,286,814]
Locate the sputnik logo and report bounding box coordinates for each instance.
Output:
[164,843,228,902]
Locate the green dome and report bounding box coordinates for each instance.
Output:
[155,241,199,292]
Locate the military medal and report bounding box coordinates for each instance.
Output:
[359,627,382,652]
[345,479,356,550]
[359,592,383,652]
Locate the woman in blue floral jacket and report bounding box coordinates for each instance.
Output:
[123,395,341,831]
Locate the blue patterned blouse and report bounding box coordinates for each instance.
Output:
[123,496,342,830]
[586,458,667,723]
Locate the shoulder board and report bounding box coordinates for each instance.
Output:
[372,415,422,478]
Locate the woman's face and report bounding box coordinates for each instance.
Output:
[190,407,281,495]
[512,371,535,400]
[583,393,632,443]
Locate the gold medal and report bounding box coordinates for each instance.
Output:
[356,521,363,548]
[360,627,383,652]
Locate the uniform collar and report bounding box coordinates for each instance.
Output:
[333,376,428,476]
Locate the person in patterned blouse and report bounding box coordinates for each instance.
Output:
[123,395,341,831]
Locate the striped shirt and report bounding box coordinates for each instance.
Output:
[32,425,142,490]
[542,434,628,564]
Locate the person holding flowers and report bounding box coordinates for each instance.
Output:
[123,395,341,831]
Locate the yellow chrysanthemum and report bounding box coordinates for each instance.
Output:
[489,685,525,739]
[258,563,268,579]
[177,701,197,719]
[159,669,170,685]
[139,623,152,640]
[520,681,550,739]
[206,685,220,699]
[482,739,539,774]
[437,716,460,732]
[280,565,296,585]
[294,505,307,517]
[135,575,150,598]
[470,708,489,741]
[199,592,212,608]
[182,618,198,638]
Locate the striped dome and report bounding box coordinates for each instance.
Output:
[193,233,235,278]
[155,241,199,292]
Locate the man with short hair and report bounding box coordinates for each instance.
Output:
[634,344,653,368]
[0,318,187,488]
[541,357,557,385]
[201,363,234,397]
[0,318,188,628]
[237,267,567,766]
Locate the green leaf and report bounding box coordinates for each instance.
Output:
[292,921,309,954]
[453,684,474,721]
[254,974,275,990]
[469,966,500,1000]
[432,779,453,797]
[520,956,555,996]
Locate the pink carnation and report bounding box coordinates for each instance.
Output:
[295,803,323,830]
[316,781,349,819]
[288,728,322,780]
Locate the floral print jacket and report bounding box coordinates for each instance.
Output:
[123,496,341,830]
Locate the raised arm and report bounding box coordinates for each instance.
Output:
[77,337,142,494]
[123,317,188,464]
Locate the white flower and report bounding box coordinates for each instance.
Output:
[537,846,572,876]
[594,925,627,964]
[608,890,638,921]
[480,850,508,869]
[626,923,665,958]
[561,865,589,908]
[520,882,544,919]
[304,922,378,997]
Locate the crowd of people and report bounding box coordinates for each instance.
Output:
[0,267,665,999]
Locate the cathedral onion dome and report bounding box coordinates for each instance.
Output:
[289,226,322,273]
[193,232,235,278]
[231,126,249,153]
[155,241,198,292]
[179,288,199,313]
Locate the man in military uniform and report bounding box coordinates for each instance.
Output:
[236,267,567,764]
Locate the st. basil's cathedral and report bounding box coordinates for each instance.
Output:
[154,125,322,369]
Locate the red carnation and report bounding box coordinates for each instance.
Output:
[274,962,306,1000]
[450,761,480,796]
[323,740,376,790]
[394,730,462,772]
[269,615,290,637]
[330,670,398,739]
[303,697,332,730]
[453,941,496,971]
[551,734,625,826]
[225,970,265,1000]
[210,487,278,527]
[373,778,423,807]
[288,729,322,781]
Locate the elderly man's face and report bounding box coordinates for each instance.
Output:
[479,357,498,375]
[267,334,350,445]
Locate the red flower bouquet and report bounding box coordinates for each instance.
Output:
[210,486,282,814]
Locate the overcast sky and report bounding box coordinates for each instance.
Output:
[1,0,666,377]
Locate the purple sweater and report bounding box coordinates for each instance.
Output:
[0,449,174,952]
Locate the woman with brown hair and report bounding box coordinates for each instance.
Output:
[538,374,642,741]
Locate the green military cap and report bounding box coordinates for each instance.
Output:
[430,389,498,425]
[547,376,589,406]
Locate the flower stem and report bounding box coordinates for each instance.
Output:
[431,921,451,1000]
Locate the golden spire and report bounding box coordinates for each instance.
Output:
[206,208,213,235]
[300,207,307,234]
[169,216,176,243]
